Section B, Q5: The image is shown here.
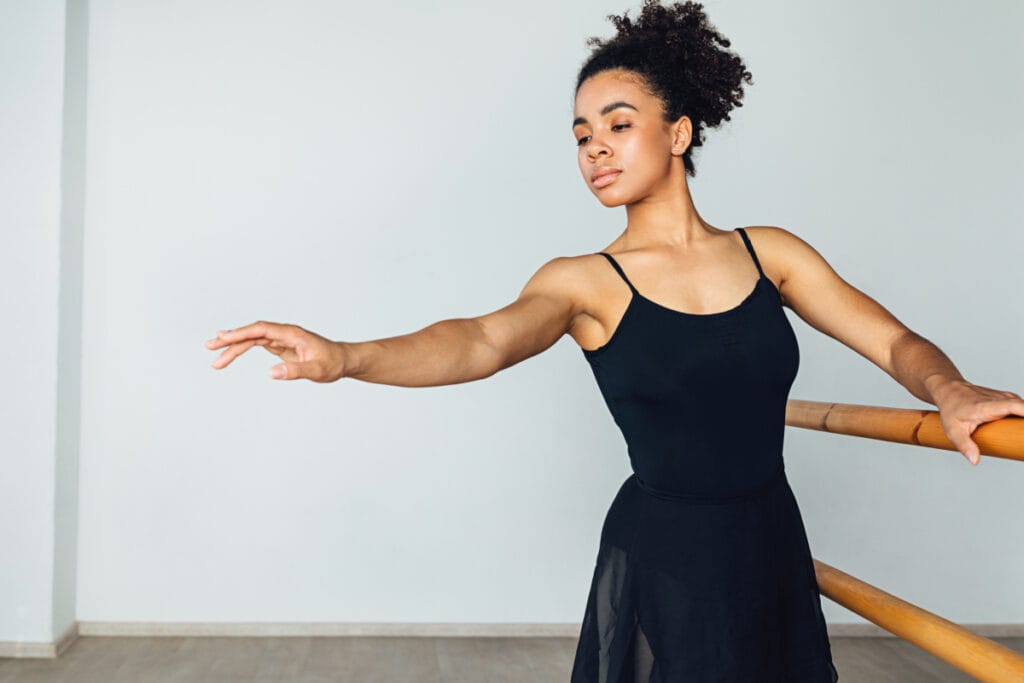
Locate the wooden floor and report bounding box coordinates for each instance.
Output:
[2,635,1022,681]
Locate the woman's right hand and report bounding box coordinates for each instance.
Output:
[205,321,348,383]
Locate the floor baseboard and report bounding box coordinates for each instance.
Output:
[0,621,78,659]
[3,621,1022,659]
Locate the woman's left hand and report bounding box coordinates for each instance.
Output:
[932,379,1024,465]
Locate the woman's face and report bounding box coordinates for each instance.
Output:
[573,69,688,207]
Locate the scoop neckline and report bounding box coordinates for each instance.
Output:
[582,276,770,358]
[636,274,767,319]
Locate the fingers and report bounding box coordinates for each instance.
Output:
[206,321,298,369]
[1003,397,1024,418]
[971,397,1024,423]
[964,440,980,466]
[954,425,981,466]
[271,363,298,380]
[211,339,259,369]
[957,397,1024,465]
[207,321,292,349]
[271,361,321,381]
[205,331,230,350]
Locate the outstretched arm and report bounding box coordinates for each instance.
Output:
[208,256,583,388]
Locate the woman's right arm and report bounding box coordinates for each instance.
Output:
[207,256,585,387]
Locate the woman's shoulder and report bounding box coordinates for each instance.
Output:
[519,251,629,328]
[742,225,810,251]
[741,225,816,271]
[532,250,622,282]
[742,225,841,308]
[516,251,612,305]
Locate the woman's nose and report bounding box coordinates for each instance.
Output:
[587,141,610,159]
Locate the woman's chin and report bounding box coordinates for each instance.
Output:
[593,190,630,207]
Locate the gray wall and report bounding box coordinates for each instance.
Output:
[3,0,1022,645]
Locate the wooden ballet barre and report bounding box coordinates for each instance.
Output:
[812,559,1024,682]
[785,399,1024,461]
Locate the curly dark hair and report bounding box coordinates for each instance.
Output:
[575,0,753,178]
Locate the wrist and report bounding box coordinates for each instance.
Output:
[923,373,964,404]
[333,340,362,381]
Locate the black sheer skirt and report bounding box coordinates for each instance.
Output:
[571,470,839,682]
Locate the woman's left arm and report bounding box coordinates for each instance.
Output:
[889,332,1023,465]
[751,226,1024,465]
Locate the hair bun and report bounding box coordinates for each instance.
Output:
[576,0,753,178]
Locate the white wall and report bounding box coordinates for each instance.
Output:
[3,0,1021,645]
[0,0,83,645]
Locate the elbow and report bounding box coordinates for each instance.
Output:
[472,318,507,379]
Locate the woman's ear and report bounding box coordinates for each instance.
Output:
[671,115,692,155]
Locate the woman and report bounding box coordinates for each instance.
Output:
[206,1,1023,680]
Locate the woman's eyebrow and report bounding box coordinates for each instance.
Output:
[572,101,639,128]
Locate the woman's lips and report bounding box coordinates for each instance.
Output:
[592,171,621,188]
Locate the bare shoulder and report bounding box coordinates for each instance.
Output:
[740,225,832,307]
[741,224,810,255]
[743,224,824,260]
[534,250,636,351]
[524,251,597,283]
[518,250,613,307]
[472,252,608,371]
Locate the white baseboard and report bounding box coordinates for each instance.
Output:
[0,621,78,659]
[3,621,1022,659]
[78,621,581,638]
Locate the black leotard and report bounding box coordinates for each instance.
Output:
[571,227,839,681]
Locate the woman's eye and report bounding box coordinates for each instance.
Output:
[576,124,631,147]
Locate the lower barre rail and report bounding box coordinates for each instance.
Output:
[813,558,1024,682]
